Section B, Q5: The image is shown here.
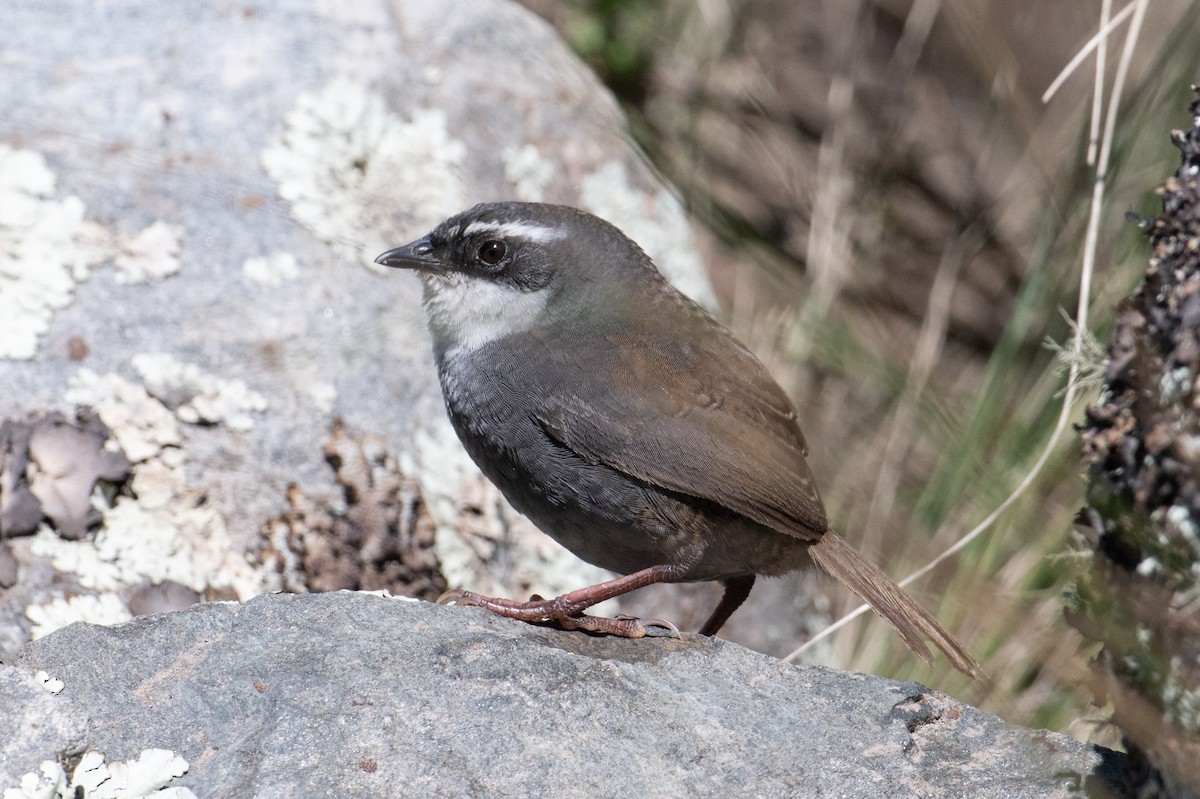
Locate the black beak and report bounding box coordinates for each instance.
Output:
[375,236,439,270]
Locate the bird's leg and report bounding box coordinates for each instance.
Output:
[697,574,755,636]
[438,564,683,638]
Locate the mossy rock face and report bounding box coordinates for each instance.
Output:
[1077,88,1200,799]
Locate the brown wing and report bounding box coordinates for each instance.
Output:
[532,315,828,540]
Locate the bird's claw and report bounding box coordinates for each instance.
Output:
[556,612,681,638]
[436,589,469,606]
[631,616,681,638]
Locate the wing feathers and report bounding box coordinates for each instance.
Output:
[531,319,828,539]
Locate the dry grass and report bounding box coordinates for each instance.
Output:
[775,0,1195,737]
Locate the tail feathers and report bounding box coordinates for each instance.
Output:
[808,530,982,679]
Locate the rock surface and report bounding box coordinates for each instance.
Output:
[0,0,732,660]
[3,591,1124,798]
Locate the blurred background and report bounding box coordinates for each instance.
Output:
[516,0,1199,747]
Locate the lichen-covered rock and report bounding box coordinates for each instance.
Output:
[258,423,447,600]
[0,0,712,658]
[0,412,132,542]
[1077,88,1200,799]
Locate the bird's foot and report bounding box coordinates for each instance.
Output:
[558,613,680,638]
[436,588,679,638]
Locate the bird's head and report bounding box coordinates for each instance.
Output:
[376,202,662,357]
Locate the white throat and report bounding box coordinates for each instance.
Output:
[420,271,550,356]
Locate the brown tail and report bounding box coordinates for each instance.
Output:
[808,529,982,679]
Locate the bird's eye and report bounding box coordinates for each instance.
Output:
[478,240,507,266]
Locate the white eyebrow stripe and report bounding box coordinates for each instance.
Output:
[462,220,566,243]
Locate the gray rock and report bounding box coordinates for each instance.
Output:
[0,666,86,789]
[5,591,1124,798]
[0,0,721,657]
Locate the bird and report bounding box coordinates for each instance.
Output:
[376,201,980,677]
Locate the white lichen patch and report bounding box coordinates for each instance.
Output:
[1135,556,1161,577]
[1162,655,1200,731]
[0,144,109,360]
[3,748,197,799]
[0,146,186,360]
[34,670,65,694]
[1164,503,1200,547]
[30,472,268,600]
[262,78,466,265]
[25,591,132,640]
[65,371,181,463]
[580,160,716,308]
[112,221,184,285]
[131,353,268,432]
[1158,366,1193,405]
[44,368,275,601]
[241,251,300,287]
[304,380,338,413]
[128,454,185,510]
[503,144,555,202]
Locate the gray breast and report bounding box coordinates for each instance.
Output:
[436,347,672,574]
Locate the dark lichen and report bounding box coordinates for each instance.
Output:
[1075,87,1200,799]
